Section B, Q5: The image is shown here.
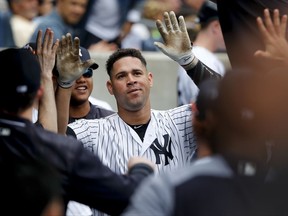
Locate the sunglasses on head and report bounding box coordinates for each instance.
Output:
[83,68,93,78]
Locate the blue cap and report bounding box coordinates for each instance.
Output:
[0,48,41,95]
[197,1,218,27]
[79,46,98,70]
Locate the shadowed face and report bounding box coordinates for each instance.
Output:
[58,0,87,25]
[11,0,39,20]
[106,57,153,112]
[70,68,93,106]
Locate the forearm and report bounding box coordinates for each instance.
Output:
[38,76,58,132]
[70,146,154,215]
[55,86,72,135]
[185,60,222,86]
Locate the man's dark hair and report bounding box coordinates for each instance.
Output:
[0,92,37,114]
[106,48,147,77]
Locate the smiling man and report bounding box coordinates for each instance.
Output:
[68,47,114,124]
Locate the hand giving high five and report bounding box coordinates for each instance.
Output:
[154,11,198,69]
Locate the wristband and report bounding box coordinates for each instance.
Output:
[182,56,199,70]
[57,79,75,88]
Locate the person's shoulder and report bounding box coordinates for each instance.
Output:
[33,10,62,27]
[151,104,192,118]
[88,96,114,111]
[168,104,192,113]
[34,125,79,144]
[89,104,115,118]
[32,125,83,157]
[164,155,233,187]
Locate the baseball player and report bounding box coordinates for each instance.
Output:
[55,11,220,216]
[63,11,221,174]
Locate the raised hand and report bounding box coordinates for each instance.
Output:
[154,11,198,69]
[254,9,288,66]
[36,28,59,81]
[56,33,96,88]
[34,28,59,132]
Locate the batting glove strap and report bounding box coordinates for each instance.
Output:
[57,78,75,88]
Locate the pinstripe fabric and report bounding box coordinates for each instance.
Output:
[69,104,195,216]
[69,104,196,175]
[66,201,93,216]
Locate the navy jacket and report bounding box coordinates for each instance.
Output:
[0,113,153,215]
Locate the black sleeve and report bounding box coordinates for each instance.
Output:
[66,143,154,215]
[66,126,76,138]
[186,61,222,86]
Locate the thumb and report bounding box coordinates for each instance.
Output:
[254,50,270,59]
[82,59,97,70]
[154,41,167,53]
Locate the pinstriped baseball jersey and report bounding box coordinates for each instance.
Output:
[68,104,196,174]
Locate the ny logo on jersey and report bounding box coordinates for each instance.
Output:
[150,134,174,165]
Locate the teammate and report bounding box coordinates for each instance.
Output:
[0,45,154,216]
[177,0,226,106]
[55,44,115,215]
[55,11,217,216]
[54,45,115,136]
[65,47,115,124]
[66,11,221,175]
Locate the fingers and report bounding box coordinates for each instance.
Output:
[169,11,180,31]
[259,9,287,38]
[155,11,185,44]
[280,14,288,37]
[57,35,65,57]
[153,41,165,52]
[178,15,187,33]
[256,16,269,44]
[42,28,54,52]
[163,11,173,32]
[61,33,71,55]
[254,50,269,59]
[82,59,97,70]
[73,37,80,57]
[273,9,281,35]
[163,11,181,32]
[52,39,59,55]
[155,19,167,42]
[36,30,43,55]
[263,9,276,36]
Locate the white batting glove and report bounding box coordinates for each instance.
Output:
[56,33,95,88]
[154,11,198,69]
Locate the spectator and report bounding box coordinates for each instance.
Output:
[37,0,55,16]
[79,0,146,51]
[0,0,38,47]
[30,0,88,43]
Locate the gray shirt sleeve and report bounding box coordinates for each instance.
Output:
[122,174,174,216]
